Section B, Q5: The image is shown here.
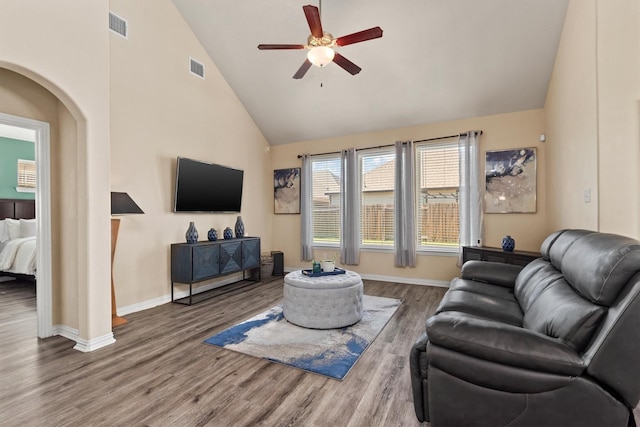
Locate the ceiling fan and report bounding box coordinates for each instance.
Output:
[257,3,383,79]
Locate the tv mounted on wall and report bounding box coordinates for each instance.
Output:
[173,157,244,213]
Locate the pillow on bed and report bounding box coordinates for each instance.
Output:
[0,220,8,243]
[5,218,20,240]
[20,218,37,238]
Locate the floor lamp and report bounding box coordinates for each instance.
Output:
[111,192,144,327]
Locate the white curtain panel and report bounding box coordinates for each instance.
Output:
[394,140,417,267]
[340,148,360,265]
[458,131,483,266]
[300,154,314,261]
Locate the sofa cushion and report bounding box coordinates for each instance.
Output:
[539,230,566,260]
[523,279,606,352]
[436,288,523,326]
[449,278,516,302]
[426,312,586,376]
[514,259,564,312]
[460,261,522,288]
[561,232,640,306]
[548,229,593,270]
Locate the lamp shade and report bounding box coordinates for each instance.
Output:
[307,46,335,67]
[111,192,144,215]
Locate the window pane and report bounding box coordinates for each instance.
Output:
[417,142,460,249]
[311,157,341,245]
[360,150,395,246]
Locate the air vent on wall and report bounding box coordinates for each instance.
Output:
[190,57,205,79]
[109,12,128,38]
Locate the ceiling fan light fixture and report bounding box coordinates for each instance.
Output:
[307,46,335,67]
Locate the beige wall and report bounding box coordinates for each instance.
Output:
[1,0,115,344]
[271,109,547,283]
[109,1,272,307]
[545,0,640,237]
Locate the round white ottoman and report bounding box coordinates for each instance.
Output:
[283,270,363,329]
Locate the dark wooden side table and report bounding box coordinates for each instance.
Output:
[462,246,541,267]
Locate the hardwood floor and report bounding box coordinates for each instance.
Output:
[2,276,639,426]
[0,276,445,426]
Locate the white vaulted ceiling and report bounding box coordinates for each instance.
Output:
[172,0,569,145]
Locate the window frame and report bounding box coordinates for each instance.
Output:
[358,148,396,251]
[310,154,342,248]
[415,139,460,254]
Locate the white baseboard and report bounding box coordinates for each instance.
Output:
[53,324,116,352]
[53,324,78,342]
[118,294,171,316]
[117,273,247,316]
[115,270,449,321]
[358,272,450,288]
[73,333,116,352]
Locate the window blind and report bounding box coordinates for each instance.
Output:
[17,159,36,189]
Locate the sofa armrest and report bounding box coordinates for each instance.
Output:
[461,260,522,288]
[426,312,585,376]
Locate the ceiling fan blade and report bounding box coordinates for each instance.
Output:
[258,44,305,50]
[293,59,313,79]
[303,5,324,39]
[332,52,362,75]
[335,26,383,46]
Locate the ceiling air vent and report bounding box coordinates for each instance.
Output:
[109,12,128,38]
[190,57,205,79]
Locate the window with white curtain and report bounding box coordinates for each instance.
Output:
[310,155,342,246]
[359,149,395,248]
[416,140,460,252]
[308,136,471,254]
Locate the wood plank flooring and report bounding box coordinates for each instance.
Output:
[1,277,638,426]
[0,277,445,426]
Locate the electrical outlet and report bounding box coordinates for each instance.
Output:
[584,189,591,203]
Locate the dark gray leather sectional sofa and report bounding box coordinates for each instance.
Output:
[410,229,640,426]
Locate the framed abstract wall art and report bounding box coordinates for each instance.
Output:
[274,168,301,214]
[485,148,537,213]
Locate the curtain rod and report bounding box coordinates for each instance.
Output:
[296,130,482,158]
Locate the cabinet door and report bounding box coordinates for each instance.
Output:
[463,247,483,263]
[192,244,220,281]
[171,244,194,282]
[220,241,242,274]
[242,239,260,269]
[509,253,538,266]
[484,252,507,263]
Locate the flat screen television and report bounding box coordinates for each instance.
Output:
[173,157,243,213]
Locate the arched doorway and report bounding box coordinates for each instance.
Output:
[0,112,52,337]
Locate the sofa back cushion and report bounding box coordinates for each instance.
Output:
[523,278,606,352]
[546,229,593,269]
[539,230,566,260]
[561,233,640,306]
[514,259,563,312]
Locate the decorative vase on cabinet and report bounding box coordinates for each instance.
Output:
[186,222,198,244]
[223,227,233,239]
[501,235,515,252]
[235,216,245,238]
[207,228,218,241]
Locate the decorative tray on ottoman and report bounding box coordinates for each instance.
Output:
[301,267,347,277]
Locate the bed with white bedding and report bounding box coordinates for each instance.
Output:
[0,236,36,275]
[0,199,36,279]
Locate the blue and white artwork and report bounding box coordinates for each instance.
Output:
[274,168,300,214]
[485,148,537,213]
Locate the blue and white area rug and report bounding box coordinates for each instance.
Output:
[203,295,402,380]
